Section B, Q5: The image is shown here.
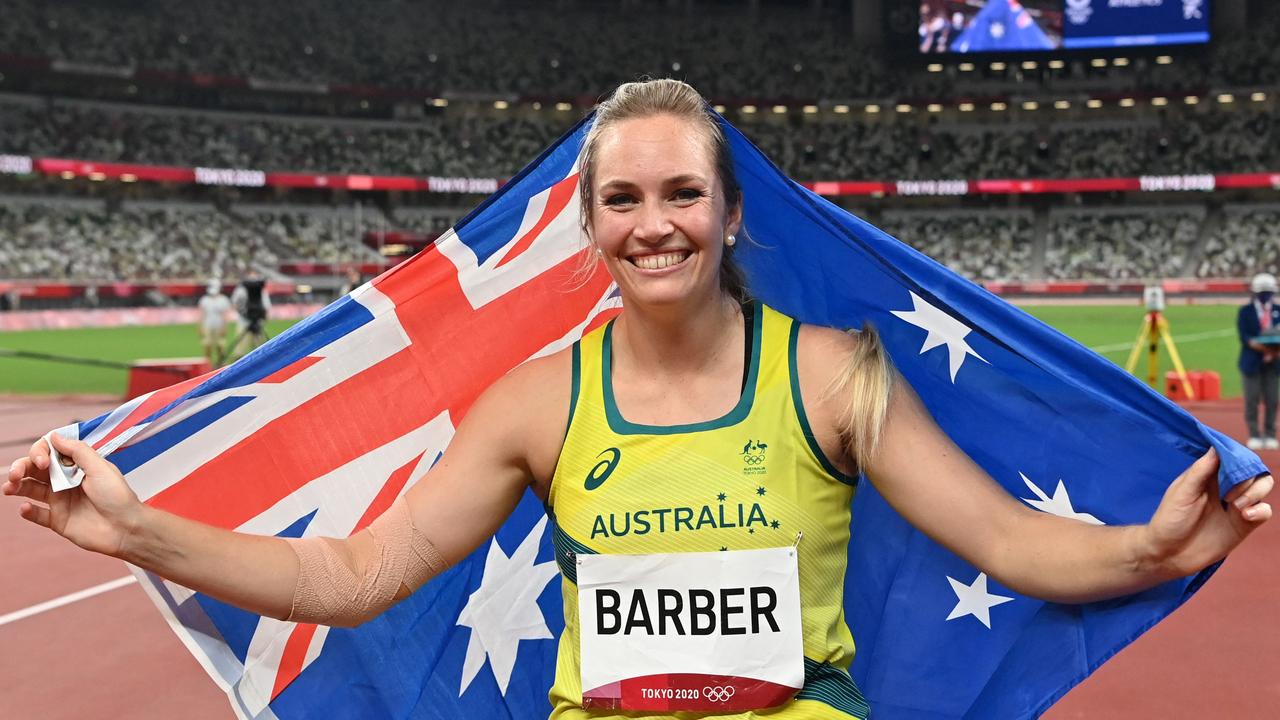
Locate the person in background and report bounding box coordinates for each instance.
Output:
[198,280,233,367]
[339,266,365,297]
[230,269,272,358]
[1239,272,1280,450]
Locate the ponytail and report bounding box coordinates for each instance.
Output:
[824,324,894,471]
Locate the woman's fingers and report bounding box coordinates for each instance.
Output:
[1229,474,1273,523]
[28,437,51,472]
[1242,502,1272,524]
[2,476,50,505]
[1167,448,1218,506]
[17,501,51,529]
[46,433,113,476]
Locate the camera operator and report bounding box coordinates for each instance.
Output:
[230,269,272,358]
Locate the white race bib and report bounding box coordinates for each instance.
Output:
[577,546,804,712]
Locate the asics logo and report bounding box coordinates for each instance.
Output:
[584,447,621,491]
[703,686,736,703]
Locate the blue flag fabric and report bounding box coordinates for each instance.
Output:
[80,111,1265,720]
[952,0,1056,53]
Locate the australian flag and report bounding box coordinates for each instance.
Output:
[71,111,1265,719]
[952,0,1056,53]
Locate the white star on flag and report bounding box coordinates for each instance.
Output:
[946,572,1014,629]
[1019,473,1104,525]
[892,291,988,382]
[457,516,560,696]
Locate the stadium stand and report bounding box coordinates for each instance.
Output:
[1,0,1278,299]
[1197,206,1280,279]
[1044,206,1204,280]
[878,209,1035,281]
[4,93,1278,181]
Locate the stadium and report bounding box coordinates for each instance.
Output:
[1,0,1276,718]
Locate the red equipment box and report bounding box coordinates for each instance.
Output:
[126,358,211,400]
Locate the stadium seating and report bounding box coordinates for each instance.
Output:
[2,0,1277,101]
[4,94,1277,182]
[2,1,1278,292]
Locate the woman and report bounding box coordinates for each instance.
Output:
[5,80,1274,719]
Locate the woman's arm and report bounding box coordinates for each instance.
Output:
[795,324,1273,604]
[4,350,571,624]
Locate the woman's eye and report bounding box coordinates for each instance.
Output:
[673,188,704,202]
[603,194,635,206]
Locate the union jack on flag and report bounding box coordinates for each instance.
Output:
[74,113,1265,719]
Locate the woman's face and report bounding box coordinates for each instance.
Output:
[588,114,741,310]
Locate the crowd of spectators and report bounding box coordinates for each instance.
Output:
[235,206,387,264]
[0,201,273,280]
[0,199,379,281]
[5,95,1277,181]
[1197,208,1280,279]
[1044,208,1202,280]
[878,210,1034,281]
[0,96,562,179]
[3,195,1279,284]
[3,1,1278,102]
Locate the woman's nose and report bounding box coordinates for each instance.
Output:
[632,202,674,242]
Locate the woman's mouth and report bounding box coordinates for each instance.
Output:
[628,250,691,270]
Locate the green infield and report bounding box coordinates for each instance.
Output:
[1021,303,1241,398]
[0,319,300,395]
[0,305,1244,397]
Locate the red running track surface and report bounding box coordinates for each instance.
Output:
[1,395,1276,720]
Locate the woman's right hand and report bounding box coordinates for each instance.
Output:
[4,433,143,558]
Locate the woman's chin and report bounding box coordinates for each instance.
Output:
[620,280,717,310]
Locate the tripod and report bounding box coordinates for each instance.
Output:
[221,317,271,367]
[1124,310,1194,400]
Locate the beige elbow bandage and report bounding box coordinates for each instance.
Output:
[286,497,447,626]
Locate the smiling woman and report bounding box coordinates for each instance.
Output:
[4,78,1272,720]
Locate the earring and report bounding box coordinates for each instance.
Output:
[726,234,736,247]
[594,246,603,256]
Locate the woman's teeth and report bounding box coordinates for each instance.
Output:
[632,252,688,270]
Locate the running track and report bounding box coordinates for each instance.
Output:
[1,395,1276,719]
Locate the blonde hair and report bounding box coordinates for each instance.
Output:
[577,78,749,304]
[824,324,895,471]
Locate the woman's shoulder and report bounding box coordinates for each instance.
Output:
[466,345,576,489]
[791,321,861,382]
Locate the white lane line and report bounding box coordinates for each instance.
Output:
[1090,328,1236,354]
[0,575,137,627]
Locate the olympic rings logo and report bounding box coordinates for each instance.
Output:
[743,453,765,465]
[703,686,736,703]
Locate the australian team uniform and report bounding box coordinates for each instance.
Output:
[547,302,870,719]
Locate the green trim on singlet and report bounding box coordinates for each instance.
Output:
[550,515,597,586]
[601,300,763,436]
[566,341,581,437]
[787,321,859,487]
[798,658,871,719]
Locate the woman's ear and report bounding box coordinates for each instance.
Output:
[726,200,743,240]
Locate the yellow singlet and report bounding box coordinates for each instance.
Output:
[547,302,870,719]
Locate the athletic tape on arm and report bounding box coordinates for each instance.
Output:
[286,497,447,627]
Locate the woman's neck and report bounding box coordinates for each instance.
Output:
[612,292,743,379]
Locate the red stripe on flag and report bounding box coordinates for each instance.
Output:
[94,370,219,450]
[269,451,422,699]
[146,250,614,530]
[270,622,318,701]
[354,451,424,532]
[258,356,323,384]
[494,173,579,268]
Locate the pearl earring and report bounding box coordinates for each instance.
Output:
[726,234,736,247]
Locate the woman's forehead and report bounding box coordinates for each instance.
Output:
[593,115,715,183]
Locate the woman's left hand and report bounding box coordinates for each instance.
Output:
[1143,448,1273,579]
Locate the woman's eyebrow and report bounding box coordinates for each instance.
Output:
[598,174,708,192]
